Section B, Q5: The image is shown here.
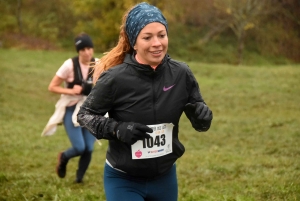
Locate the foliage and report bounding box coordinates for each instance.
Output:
[0,0,299,64]
[1,49,300,200]
[70,0,170,51]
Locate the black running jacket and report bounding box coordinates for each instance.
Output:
[77,53,212,178]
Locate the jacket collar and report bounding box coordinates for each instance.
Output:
[124,53,170,76]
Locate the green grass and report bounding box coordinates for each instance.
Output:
[0,49,300,201]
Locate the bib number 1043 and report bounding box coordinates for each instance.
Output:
[142,134,166,148]
[131,123,173,159]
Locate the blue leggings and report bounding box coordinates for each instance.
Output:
[63,105,95,179]
[104,163,178,201]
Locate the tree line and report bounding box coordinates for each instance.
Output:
[1,0,299,64]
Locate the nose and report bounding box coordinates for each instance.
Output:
[152,36,161,47]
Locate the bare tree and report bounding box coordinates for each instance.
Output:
[16,0,23,34]
[202,0,279,65]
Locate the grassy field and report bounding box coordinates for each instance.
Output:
[0,49,300,201]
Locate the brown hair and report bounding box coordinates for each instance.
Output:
[93,8,134,83]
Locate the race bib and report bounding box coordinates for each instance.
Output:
[131,123,174,159]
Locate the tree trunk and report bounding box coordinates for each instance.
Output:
[237,31,245,65]
[16,0,23,34]
[199,23,228,45]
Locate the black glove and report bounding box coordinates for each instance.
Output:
[114,122,153,145]
[184,102,213,131]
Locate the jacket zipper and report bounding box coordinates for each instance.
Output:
[151,71,157,122]
[151,70,159,175]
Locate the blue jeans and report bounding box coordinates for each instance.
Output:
[104,163,178,201]
[63,105,95,180]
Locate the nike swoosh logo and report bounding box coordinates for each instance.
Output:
[163,84,175,91]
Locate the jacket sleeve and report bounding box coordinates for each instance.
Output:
[184,66,212,132]
[77,71,118,140]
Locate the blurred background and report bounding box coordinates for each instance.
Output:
[1,0,299,65]
[1,1,300,200]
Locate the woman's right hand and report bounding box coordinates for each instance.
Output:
[72,84,83,95]
[48,75,83,95]
[114,122,153,145]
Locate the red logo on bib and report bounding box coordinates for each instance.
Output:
[135,150,142,158]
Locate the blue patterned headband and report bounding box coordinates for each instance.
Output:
[125,2,168,48]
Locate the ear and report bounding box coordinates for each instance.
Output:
[133,46,137,50]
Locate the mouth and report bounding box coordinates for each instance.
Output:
[150,50,163,56]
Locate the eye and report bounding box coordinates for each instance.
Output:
[159,34,166,38]
[143,37,151,40]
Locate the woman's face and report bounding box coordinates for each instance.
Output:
[78,47,94,64]
[134,22,168,67]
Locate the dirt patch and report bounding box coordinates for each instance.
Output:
[1,33,61,50]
